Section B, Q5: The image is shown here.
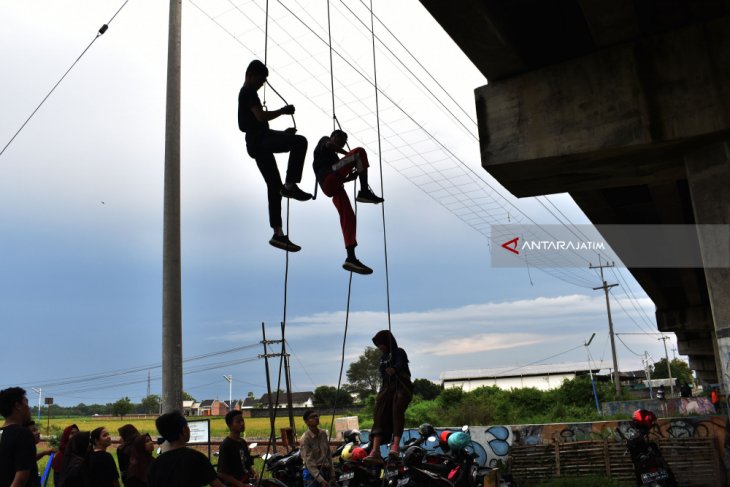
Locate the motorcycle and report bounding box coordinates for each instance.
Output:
[617,410,678,487]
[263,446,304,487]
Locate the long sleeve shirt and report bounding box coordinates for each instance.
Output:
[299,428,335,481]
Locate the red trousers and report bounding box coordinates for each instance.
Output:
[320,148,369,248]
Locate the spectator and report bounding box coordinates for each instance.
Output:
[217,410,255,487]
[680,382,692,398]
[148,411,224,487]
[26,421,55,461]
[711,386,720,412]
[88,427,120,487]
[117,424,140,485]
[0,387,38,487]
[52,424,79,486]
[656,384,665,400]
[299,410,335,487]
[126,434,155,487]
[59,431,91,487]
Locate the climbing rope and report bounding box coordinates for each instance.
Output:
[0,0,130,158]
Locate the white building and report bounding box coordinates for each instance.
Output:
[440,362,607,392]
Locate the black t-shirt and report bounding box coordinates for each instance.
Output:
[88,450,119,487]
[237,85,268,136]
[217,437,253,482]
[148,447,217,487]
[117,442,132,480]
[313,136,339,180]
[0,424,39,487]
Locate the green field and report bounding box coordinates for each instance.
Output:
[42,413,343,439]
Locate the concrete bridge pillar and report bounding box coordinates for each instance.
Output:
[686,142,730,391]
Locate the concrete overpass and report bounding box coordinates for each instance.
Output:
[419,0,730,388]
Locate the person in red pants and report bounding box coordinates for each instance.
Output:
[313,130,383,274]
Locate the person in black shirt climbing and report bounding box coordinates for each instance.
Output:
[312,130,383,274]
[238,59,311,252]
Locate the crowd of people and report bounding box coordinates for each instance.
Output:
[1,330,411,487]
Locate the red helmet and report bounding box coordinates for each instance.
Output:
[351,447,368,462]
[439,431,453,444]
[632,409,657,428]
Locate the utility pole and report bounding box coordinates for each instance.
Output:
[281,322,296,438]
[584,333,601,414]
[659,335,675,397]
[671,346,678,361]
[30,388,41,422]
[223,375,233,412]
[162,0,183,414]
[643,351,654,398]
[590,260,621,398]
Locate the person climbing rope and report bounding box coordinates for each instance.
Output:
[313,129,383,274]
[238,59,312,252]
[363,330,412,464]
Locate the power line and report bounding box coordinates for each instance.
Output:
[0,0,131,158]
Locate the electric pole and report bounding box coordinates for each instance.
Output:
[30,388,41,422]
[590,260,621,398]
[643,351,654,398]
[223,375,233,412]
[162,0,183,414]
[659,335,675,397]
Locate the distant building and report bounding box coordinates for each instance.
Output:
[198,399,228,416]
[182,400,201,416]
[258,391,314,409]
[440,362,607,392]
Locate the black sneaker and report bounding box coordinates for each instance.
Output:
[269,235,301,252]
[343,257,373,275]
[355,189,384,204]
[280,184,312,201]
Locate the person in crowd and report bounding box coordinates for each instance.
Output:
[680,382,692,398]
[0,387,37,487]
[711,386,720,412]
[125,434,155,487]
[117,424,140,485]
[59,431,91,487]
[312,129,384,275]
[656,384,666,400]
[217,410,255,487]
[299,410,335,487]
[238,59,312,252]
[364,330,413,464]
[52,424,79,486]
[26,421,54,460]
[148,411,224,487]
[88,427,120,487]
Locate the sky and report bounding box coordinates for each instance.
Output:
[0,0,682,406]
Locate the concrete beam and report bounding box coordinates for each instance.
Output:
[477,18,730,197]
[656,305,714,333]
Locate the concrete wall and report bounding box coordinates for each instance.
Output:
[443,372,577,392]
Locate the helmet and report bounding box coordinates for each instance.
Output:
[418,423,435,437]
[351,447,368,462]
[403,445,424,466]
[447,431,471,452]
[343,429,360,444]
[341,444,354,461]
[632,409,657,428]
[439,430,453,444]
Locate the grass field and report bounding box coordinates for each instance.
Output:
[42,413,344,439]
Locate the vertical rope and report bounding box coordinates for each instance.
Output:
[369,0,392,333]
[262,0,270,107]
[326,0,337,132]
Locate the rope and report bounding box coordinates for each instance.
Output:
[0,0,130,158]
[369,0,392,334]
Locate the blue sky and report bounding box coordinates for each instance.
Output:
[0,0,677,406]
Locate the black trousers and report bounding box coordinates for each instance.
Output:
[246,129,307,229]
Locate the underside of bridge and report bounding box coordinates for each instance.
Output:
[420,0,730,386]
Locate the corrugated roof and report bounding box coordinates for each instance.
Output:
[440,361,608,381]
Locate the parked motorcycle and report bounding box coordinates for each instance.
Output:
[264,446,303,487]
[617,410,678,487]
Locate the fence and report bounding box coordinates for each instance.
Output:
[511,437,720,486]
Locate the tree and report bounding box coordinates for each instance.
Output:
[182,391,196,402]
[413,379,441,400]
[313,386,353,408]
[346,346,382,399]
[112,397,133,419]
[652,358,693,386]
[140,394,161,414]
